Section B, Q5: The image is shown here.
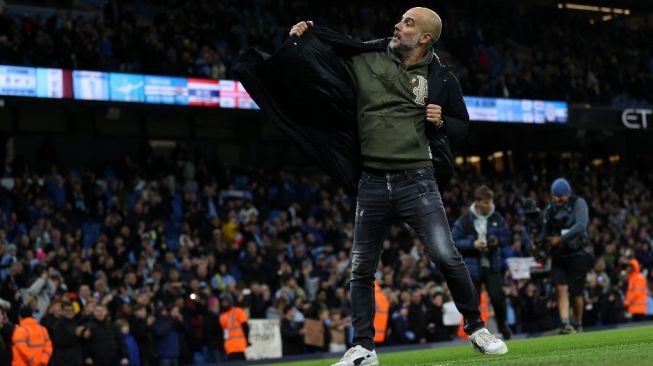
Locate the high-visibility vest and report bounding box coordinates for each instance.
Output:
[12,317,52,366]
[457,291,489,340]
[625,259,648,315]
[219,307,248,354]
[373,284,389,343]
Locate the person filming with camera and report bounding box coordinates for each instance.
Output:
[538,178,593,334]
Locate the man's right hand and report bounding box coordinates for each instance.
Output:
[474,240,487,250]
[289,21,314,38]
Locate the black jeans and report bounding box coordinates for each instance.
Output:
[472,268,508,329]
[351,167,483,350]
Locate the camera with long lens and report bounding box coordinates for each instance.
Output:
[521,198,550,278]
[522,198,542,238]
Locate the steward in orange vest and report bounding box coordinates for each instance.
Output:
[12,307,52,366]
[219,293,250,360]
[624,259,648,320]
[373,281,389,343]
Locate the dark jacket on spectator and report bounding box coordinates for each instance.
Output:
[424,301,449,342]
[407,302,427,342]
[40,313,60,337]
[203,311,223,352]
[84,318,129,366]
[249,294,272,319]
[50,317,84,366]
[129,316,154,366]
[280,318,304,356]
[389,308,413,344]
[0,320,14,366]
[234,26,469,193]
[452,206,511,278]
[152,313,182,359]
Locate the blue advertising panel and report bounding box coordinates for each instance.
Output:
[73,71,110,101]
[464,96,568,123]
[109,73,145,103]
[0,65,37,97]
[36,68,64,98]
[144,76,188,105]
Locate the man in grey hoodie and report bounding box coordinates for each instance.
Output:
[21,266,55,316]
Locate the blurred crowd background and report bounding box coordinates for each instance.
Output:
[1,144,652,364]
[0,0,651,107]
[0,0,652,365]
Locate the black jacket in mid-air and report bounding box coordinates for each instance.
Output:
[234,26,469,193]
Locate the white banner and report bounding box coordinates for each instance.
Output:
[245,319,282,360]
[506,257,537,280]
[442,301,463,326]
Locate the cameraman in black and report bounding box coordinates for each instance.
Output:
[538,178,592,334]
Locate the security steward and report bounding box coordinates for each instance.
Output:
[219,293,250,360]
[12,306,52,366]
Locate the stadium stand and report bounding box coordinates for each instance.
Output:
[0,0,651,106]
[1,148,652,363]
[0,0,651,365]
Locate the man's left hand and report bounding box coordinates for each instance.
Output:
[426,104,443,128]
[548,236,562,246]
[120,358,129,365]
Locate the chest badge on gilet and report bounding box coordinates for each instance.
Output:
[411,75,428,106]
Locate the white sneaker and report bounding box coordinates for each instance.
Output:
[469,328,508,355]
[331,345,379,366]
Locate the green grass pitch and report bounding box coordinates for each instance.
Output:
[266,325,653,366]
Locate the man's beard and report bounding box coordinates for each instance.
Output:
[389,32,421,59]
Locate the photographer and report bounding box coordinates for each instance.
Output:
[452,185,512,339]
[538,178,593,334]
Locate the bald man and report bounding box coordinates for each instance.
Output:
[289,8,507,365]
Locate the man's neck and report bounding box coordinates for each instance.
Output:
[400,48,429,65]
[401,50,426,65]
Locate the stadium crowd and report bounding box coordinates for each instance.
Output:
[0,145,652,365]
[0,0,651,107]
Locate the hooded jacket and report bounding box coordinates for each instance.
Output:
[624,259,647,315]
[234,27,469,193]
[452,203,511,278]
[21,277,55,316]
[12,317,52,366]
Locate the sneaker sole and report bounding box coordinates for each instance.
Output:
[331,361,380,366]
[331,357,380,366]
[472,342,509,355]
